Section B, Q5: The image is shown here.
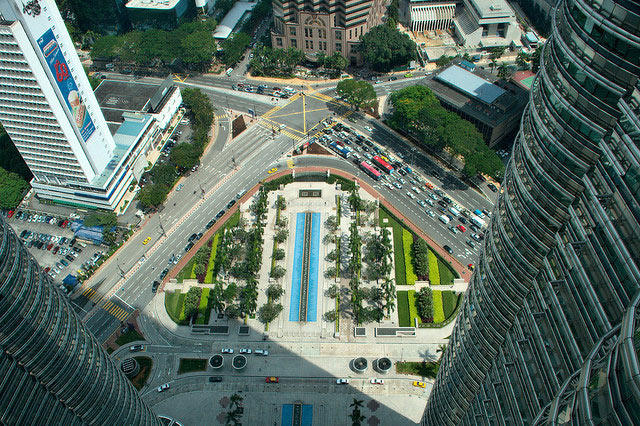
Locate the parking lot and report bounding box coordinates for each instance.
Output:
[5,211,104,291]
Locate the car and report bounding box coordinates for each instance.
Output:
[160,268,169,279]
[488,183,498,192]
[458,217,467,224]
[364,126,373,132]
[239,348,252,354]
[7,210,14,218]
[448,226,459,235]
[206,220,216,229]
[209,376,223,382]
[388,76,398,81]
[221,348,234,354]
[157,383,170,393]
[466,240,476,248]
[65,254,74,262]
[188,233,198,242]
[425,209,435,218]
[336,379,350,384]
[152,281,160,293]
[429,193,439,201]
[226,199,236,209]
[482,209,491,217]
[417,200,427,208]
[142,237,152,245]
[191,165,199,172]
[216,210,225,219]
[471,233,482,242]
[412,186,421,194]
[130,344,145,352]
[425,199,434,207]
[456,224,466,233]
[370,378,384,385]
[254,349,269,356]
[184,242,194,252]
[443,245,453,254]
[176,183,184,192]
[44,267,51,273]
[52,246,59,254]
[173,254,182,264]
[46,243,53,251]
[406,191,416,199]
[467,263,475,270]
[266,377,279,383]
[60,259,69,267]
[413,381,426,388]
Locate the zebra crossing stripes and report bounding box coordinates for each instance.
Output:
[82,288,102,303]
[287,159,295,169]
[102,301,131,322]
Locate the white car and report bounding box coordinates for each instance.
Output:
[429,193,439,201]
[239,348,252,354]
[425,199,434,207]
[425,209,436,218]
[418,200,427,208]
[336,379,350,384]
[255,349,269,356]
[157,383,170,392]
[370,378,384,385]
[406,191,416,199]
[412,186,421,194]
[221,348,234,354]
[393,182,402,189]
[364,126,373,132]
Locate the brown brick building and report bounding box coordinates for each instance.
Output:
[271,0,388,65]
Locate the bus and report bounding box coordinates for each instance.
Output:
[372,155,394,174]
[329,142,351,159]
[360,161,382,181]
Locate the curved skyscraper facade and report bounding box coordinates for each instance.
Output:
[424,0,640,424]
[0,218,160,425]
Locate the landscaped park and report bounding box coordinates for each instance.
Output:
[163,172,462,335]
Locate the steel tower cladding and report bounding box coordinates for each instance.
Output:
[424,0,640,425]
[0,218,160,425]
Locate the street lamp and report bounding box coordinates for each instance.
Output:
[117,263,126,278]
[197,179,205,199]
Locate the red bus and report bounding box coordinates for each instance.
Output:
[372,155,394,174]
[360,161,382,181]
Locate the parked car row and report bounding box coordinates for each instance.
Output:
[9,209,72,227]
[221,348,269,356]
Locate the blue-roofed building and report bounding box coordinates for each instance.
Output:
[425,64,527,147]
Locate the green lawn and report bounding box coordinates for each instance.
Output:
[403,229,417,285]
[114,328,144,347]
[396,361,439,378]
[428,250,440,285]
[438,259,455,286]
[407,290,421,325]
[177,358,207,374]
[397,291,410,326]
[129,357,153,391]
[195,288,210,324]
[443,291,462,319]
[176,257,197,283]
[380,209,406,286]
[165,290,186,324]
[204,234,219,283]
[433,290,445,323]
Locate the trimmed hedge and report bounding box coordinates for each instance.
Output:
[204,234,219,283]
[407,290,421,325]
[195,288,210,324]
[442,291,460,319]
[397,291,410,326]
[438,259,455,286]
[379,209,407,286]
[403,229,417,285]
[176,257,197,283]
[433,290,445,323]
[428,250,440,285]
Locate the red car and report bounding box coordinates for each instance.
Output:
[265,377,279,383]
[44,267,51,273]
[7,210,14,218]
[52,246,59,254]
[456,224,466,233]
[62,219,69,228]
[46,243,54,251]
[467,263,474,270]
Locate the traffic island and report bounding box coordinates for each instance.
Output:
[209,354,224,369]
[351,357,368,373]
[120,358,140,378]
[232,355,247,371]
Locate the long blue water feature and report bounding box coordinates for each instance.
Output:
[281,404,293,425]
[301,404,313,426]
[288,213,305,322]
[306,213,320,322]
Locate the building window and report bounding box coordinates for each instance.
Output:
[497,23,506,37]
[305,27,313,37]
[276,38,283,47]
[310,40,314,49]
[335,31,342,40]
[349,30,352,39]
[290,27,296,36]
[291,39,297,47]
[319,29,326,39]
[336,42,342,51]
[482,25,488,37]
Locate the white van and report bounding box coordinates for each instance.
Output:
[448,206,460,216]
[225,67,233,76]
[439,215,450,224]
[470,216,486,228]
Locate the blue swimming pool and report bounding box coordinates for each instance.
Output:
[281,404,312,426]
[301,404,313,426]
[282,404,293,425]
[306,213,320,322]
[289,213,305,322]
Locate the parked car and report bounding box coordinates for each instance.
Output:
[152,281,160,293]
[443,245,453,254]
[221,348,234,354]
[336,379,349,384]
[265,377,279,383]
[413,381,426,388]
[130,345,145,352]
[254,349,269,356]
[239,348,252,354]
[370,378,384,385]
[157,383,170,392]
[209,376,223,382]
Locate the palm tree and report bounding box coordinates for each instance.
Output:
[436,344,447,363]
[349,399,366,426]
[497,62,510,79]
[225,410,240,426]
[489,59,497,74]
[229,393,244,411]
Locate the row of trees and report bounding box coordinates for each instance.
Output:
[0,167,29,210]
[139,88,214,209]
[412,238,429,280]
[249,47,305,78]
[388,85,505,179]
[220,33,252,67]
[414,287,433,323]
[90,19,218,72]
[183,287,203,320]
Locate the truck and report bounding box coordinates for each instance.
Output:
[439,215,451,224]
[329,142,350,159]
[470,216,486,228]
[448,206,460,217]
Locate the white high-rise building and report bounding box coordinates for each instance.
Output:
[0,0,154,211]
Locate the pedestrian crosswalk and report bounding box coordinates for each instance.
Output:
[102,300,131,322]
[287,159,295,169]
[82,287,102,303]
[215,112,229,120]
[259,121,304,141]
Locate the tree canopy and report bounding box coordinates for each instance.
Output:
[220,32,251,66]
[336,79,377,111]
[249,47,304,78]
[359,25,416,72]
[388,86,504,179]
[0,167,29,209]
